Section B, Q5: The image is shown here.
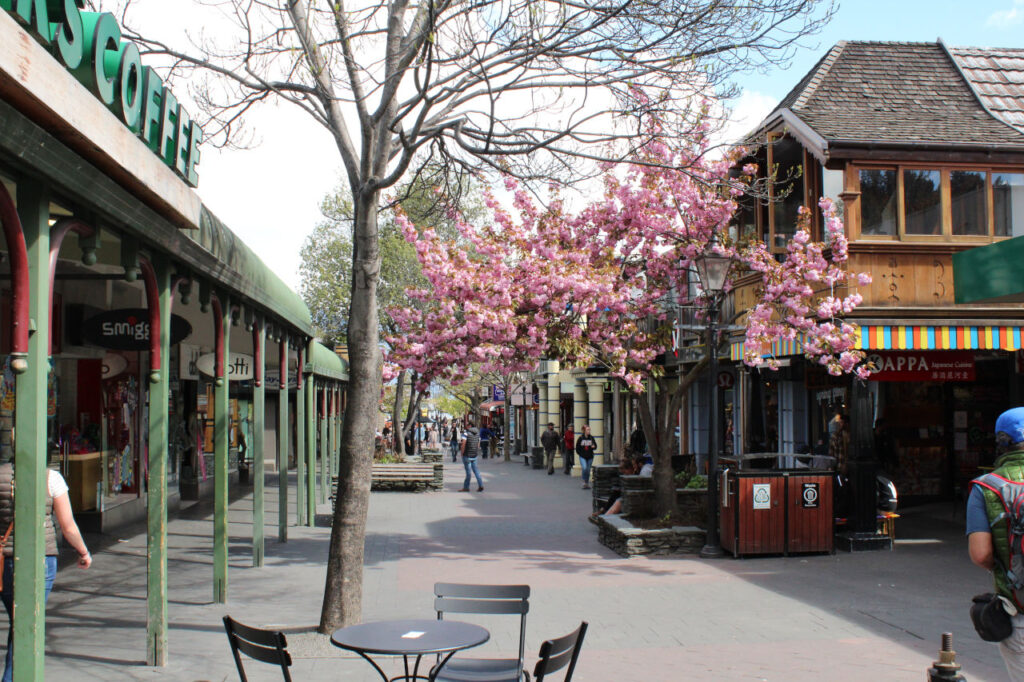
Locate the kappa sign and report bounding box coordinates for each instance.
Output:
[866,351,975,382]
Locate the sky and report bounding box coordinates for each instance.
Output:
[150,0,1024,292]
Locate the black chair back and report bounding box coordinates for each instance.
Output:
[433,583,530,681]
[532,622,587,682]
[223,615,293,682]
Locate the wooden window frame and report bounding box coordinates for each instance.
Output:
[853,162,1020,244]
[766,133,810,253]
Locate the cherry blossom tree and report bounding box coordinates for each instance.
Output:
[389,116,869,516]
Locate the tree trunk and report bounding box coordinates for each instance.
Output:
[319,191,381,632]
[637,383,678,518]
[503,390,511,461]
[391,370,406,454]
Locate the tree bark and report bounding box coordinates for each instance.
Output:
[319,190,381,632]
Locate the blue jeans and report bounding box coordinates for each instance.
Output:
[450,442,458,462]
[463,457,483,489]
[2,556,57,682]
[580,456,593,485]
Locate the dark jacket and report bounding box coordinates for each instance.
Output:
[576,434,597,460]
[540,429,560,451]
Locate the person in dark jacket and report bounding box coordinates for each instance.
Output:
[575,424,598,489]
[540,423,561,475]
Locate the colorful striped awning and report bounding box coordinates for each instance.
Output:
[729,324,1024,360]
[859,325,1024,351]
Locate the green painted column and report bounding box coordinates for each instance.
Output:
[319,384,327,505]
[13,180,49,681]
[213,297,231,603]
[278,339,288,543]
[295,347,305,527]
[252,323,265,567]
[331,385,339,484]
[305,353,316,526]
[146,256,171,666]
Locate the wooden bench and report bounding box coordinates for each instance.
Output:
[371,462,442,491]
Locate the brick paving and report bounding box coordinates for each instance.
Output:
[30,457,1011,680]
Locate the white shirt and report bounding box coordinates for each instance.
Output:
[48,469,69,499]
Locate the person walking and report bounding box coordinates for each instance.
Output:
[576,424,597,489]
[459,422,484,492]
[968,407,1024,680]
[449,425,460,463]
[0,460,92,681]
[562,425,575,475]
[479,423,492,460]
[541,422,560,475]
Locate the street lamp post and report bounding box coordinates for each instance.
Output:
[694,235,732,559]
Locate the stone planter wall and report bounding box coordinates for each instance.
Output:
[617,476,707,527]
[596,515,705,557]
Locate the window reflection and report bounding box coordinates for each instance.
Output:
[951,170,987,236]
[994,172,1024,237]
[904,169,941,235]
[860,169,897,236]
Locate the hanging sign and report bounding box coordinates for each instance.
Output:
[263,370,297,390]
[82,309,191,351]
[801,482,820,509]
[102,352,129,379]
[197,353,254,381]
[752,483,771,510]
[492,385,506,402]
[865,351,975,382]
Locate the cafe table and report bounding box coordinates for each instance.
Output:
[331,618,490,681]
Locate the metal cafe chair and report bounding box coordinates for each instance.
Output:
[530,622,588,682]
[430,583,531,681]
[223,615,293,681]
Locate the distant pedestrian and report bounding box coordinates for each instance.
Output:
[479,423,492,459]
[629,426,646,455]
[562,425,575,475]
[576,425,597,489]
[404,431,415,458]
[449,426,460,463]
[541,423,560,475]
[459,422,484,492]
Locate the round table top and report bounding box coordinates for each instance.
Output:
[331,619,490,656]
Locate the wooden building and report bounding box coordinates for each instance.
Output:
[716,41,1024,507]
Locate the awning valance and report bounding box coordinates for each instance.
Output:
[730,324,1024,361]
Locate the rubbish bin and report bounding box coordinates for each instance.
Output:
[531,445,545,470]
[719,454,834,557]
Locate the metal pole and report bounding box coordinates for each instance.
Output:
[700,297,725,558]
[278,339,288,543]
[213,297,231,601]
[13,180,48,680]
[296,347,305,527]
[252,323,265,567]
[305,353,316,527]
[144,256,170,665]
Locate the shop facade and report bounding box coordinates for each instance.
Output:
[713,41,1024,528]
[0,5,348,677]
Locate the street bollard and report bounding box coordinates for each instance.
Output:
[927,632,967,682]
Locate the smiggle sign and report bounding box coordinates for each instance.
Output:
[2,0,202,187]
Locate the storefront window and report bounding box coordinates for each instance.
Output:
[951,170,987,236]
[859,169,897,236]
[904,169,942,235]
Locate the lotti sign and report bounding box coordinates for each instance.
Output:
[82,308,191,350]
[1,0,203,186]
[866,351,975,382]
[197,353,254,381]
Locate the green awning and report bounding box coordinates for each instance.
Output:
[953,237,1024,304]
[192,207,313,335]
[309,342,348,381]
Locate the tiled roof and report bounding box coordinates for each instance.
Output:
[773,41,1024,148]
[948,46,1024,134]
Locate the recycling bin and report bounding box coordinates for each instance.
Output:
[719,454,834,557]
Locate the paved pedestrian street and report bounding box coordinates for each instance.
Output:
[36,458,1009,680]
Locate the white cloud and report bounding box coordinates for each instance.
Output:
[987,0,1024,27]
